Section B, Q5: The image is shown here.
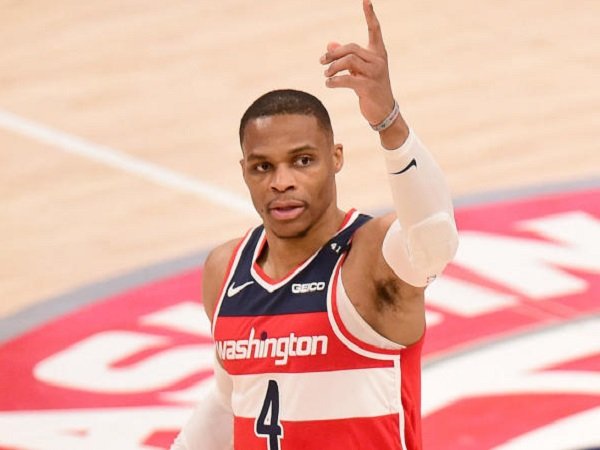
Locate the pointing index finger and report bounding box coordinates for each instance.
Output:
[363,0,385,52]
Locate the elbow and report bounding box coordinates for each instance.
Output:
[407,212,459,274]
[383,213,459,287]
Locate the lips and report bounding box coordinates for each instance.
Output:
[268,199,306,221]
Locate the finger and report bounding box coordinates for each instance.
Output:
[320,42,375,65]
[327,42,341,53]
[325,74,364,91]
[362,0,385,52]
[324,54,370,78]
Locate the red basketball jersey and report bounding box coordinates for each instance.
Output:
[212,210,423,450]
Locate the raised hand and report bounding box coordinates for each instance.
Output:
[320,0,397,128]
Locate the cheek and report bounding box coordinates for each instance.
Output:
[310,170,335,198]
[244,179,266,207]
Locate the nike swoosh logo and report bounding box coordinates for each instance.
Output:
[390,158,417,175]
[227,281,254,297]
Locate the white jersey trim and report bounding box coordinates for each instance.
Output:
[395,357,407,450]
[250,209,362,293]
[250,228,321,292]
[230,367,399,421]
[328,257,408,450]
[336,269,405,351]
[326,258,401,361]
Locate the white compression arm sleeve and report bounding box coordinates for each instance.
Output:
[170,357,233,450]
[382,129,459,287]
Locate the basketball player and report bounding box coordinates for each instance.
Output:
[171,1,458,449]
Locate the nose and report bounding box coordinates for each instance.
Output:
[270,165,296,193]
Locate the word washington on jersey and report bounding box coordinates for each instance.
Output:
[215,328,329,367]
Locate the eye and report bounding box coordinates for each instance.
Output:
[254,162,272,173]
[294,155,313,167]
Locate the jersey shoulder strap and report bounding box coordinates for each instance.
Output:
[327,211,372,254]
[300,211,372,277]
[230,225,265,275]
[229,210,372,280]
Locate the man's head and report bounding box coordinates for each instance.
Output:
[239,89,333,147]
[239,89,343,239]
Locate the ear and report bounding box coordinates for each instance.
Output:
[332,143,344,173]
[239,158,248,182]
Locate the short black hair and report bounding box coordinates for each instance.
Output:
[239,89,333,145]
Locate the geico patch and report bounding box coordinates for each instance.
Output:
[291,282,326,294]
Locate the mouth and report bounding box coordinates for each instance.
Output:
[267,200,306,221]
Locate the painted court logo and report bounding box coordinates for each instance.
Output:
[0,188,598,449]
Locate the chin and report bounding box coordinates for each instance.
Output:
[273,228,310,240]
[268,220,311,240]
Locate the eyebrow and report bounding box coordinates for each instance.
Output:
[289,145,319,154]
[245,144,319,161]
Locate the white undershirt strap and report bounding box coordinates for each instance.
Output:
[336,269,403,350]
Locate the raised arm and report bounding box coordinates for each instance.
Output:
[321,0,458,288]
[321,0,408,149]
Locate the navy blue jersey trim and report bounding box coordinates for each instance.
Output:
[218,213,372,317]
[219,285,329,316]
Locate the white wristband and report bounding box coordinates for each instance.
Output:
[370,99,400,132]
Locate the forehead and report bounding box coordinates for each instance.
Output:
[241,114,330,155]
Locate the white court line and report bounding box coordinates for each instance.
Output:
[0,108,255,214]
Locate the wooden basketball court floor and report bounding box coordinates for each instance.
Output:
[1,0,599,320]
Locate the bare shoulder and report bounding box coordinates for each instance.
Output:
[202,237,243,322]
[350,212,423,297]
[344,212,425,345]
[351,212,395,256]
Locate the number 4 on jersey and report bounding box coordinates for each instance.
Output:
[255,379,283,450]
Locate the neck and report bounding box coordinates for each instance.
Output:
[259,205,347,280]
